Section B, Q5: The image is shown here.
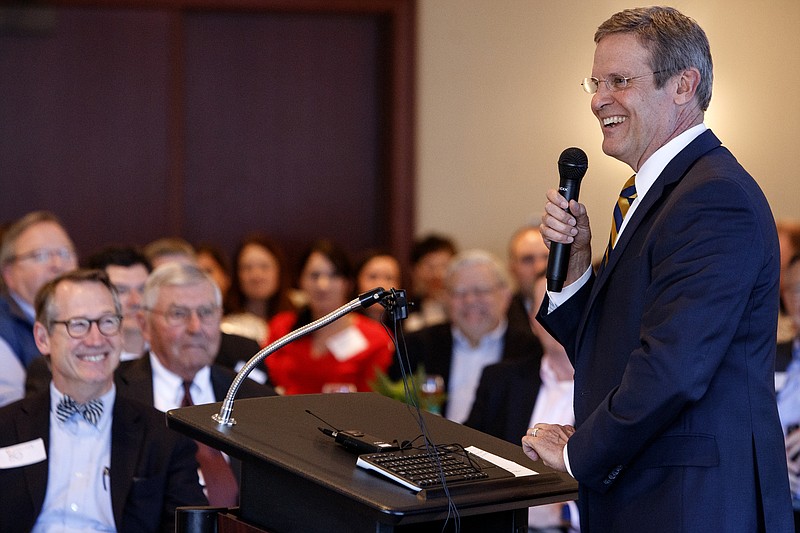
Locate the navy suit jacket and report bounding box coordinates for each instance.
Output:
[464,356,541,444]
[0,390,206,533]
[539,130,793,532]
[0,292,40,367]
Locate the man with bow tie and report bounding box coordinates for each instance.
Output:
[0,269,206,532]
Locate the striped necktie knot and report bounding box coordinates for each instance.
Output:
[56,395,104,426]
[602,174,638,267]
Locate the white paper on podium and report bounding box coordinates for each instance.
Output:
[466,445,538,477]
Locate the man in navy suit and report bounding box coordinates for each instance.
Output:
[525,6,793,531]
[0,269,206,533]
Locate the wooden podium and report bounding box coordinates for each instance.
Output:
[167,392,577,533]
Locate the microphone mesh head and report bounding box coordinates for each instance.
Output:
[558,147,589,181]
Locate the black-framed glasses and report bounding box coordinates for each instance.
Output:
[12,247,76,265]
[581,71,664,94]
[146,305,220,327]
[53,314,123,339]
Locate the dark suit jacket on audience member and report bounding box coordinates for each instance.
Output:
[777,341,793,373]
[391,322,541,380]
[506,291,534,335]
[114,355,276,483]
[389,322,542,401]
[464,356,542,444]
[0,390,207,533]
[213,332,263,373]
[114,354,276,406]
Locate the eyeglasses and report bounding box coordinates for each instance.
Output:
[12,247,76,265]
[581,71,664,94]
[53,314,123,339]
[449,285,501,300]
[147,305,220,327]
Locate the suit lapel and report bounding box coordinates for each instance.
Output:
[109,396,145,526]
[210,365,233,402]
[17,392,51,516]
[579,130,723,348]
[115,355,156,405]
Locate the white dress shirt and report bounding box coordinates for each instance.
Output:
[445,321,507,423]
[149,352,215,412]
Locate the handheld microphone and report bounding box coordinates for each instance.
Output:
[546,147,588,292]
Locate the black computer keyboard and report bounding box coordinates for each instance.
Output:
[356,447,498,491]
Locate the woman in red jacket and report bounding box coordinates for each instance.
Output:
[265,240,393,395]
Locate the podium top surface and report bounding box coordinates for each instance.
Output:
[166,392,577,519]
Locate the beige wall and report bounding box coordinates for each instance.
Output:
[416,0,800,261]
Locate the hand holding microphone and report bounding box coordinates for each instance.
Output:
[544,148,591,292]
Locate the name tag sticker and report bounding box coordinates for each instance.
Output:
[327,326,369,362]
[0,438,47,469]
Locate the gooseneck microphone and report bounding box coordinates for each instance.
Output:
[546,147,588,292]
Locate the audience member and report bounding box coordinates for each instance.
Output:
[466,275,577,531]
[115,262,275,507]
[223,234,295,344]
[507,226,550,333]
[354,248,403,322]
[778,220,800,343]
[405,233,457,332]
[87,246,152,361]
[777,254,800,529]
[0,211,77,406]
[266,240,393,394]
[196,243,232,298]
[393,249,541,423]
[143,237,196,269]
[0,269,206,532]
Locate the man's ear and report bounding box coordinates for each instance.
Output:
[33,322,51,355]
[674,67,701,105]
[137,310,151,343]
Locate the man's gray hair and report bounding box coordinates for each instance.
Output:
[595,6,713,111]
[446,249,512,289]
[143,262,222,310]
[0,211,72,267]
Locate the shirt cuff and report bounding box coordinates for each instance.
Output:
[563,441,574,478]
[547,265,592,313]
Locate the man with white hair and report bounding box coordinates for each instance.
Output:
[395,249,541,423]
[115,262,274,507]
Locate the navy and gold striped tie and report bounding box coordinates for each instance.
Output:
[602,174,637,267]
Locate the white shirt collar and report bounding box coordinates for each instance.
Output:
[452,319,508,348]
[149,351,213,411]
[634,123,707,200]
